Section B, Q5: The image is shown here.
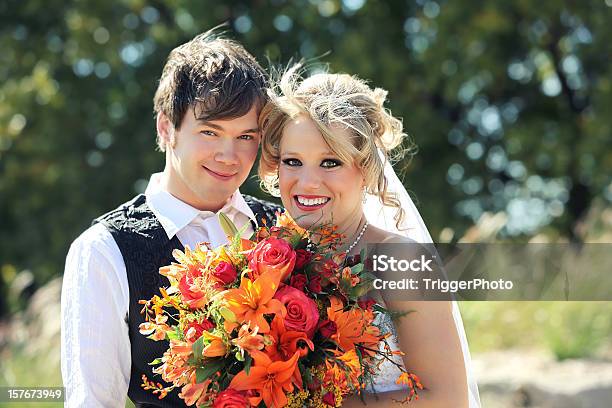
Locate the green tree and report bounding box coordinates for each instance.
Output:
[1,0,610,316]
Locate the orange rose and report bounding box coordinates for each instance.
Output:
[248,237,296,282]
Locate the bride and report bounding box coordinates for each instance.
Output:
[257,65,481,407]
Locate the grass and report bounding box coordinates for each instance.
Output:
[0,343,62,408]
[459,301,612,360]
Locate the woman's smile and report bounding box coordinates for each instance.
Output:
[293,194,331,211]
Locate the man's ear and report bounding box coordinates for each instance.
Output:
[156,112,175,149]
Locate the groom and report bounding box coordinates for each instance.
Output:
[61,29,280,407]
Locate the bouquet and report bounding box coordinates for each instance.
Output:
[139,212,423,407]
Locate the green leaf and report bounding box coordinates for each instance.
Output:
[195,358,225,383]
[288,233,304,248]
[166,327,181,341]
[360,271,378,281]
[373,304,415,321]
[351,263,364,275]
[148,358,163,366]
[192,335,204,363]
[244,353,252,375]
[218,212,239,238]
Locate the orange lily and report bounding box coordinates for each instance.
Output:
[326,297,380,352]
[268,315,314,360]
[230,350,300,408]
[201,331,228,358]
[153,339,193,384]
[232,323,266,359]
[275,211,307,237]
[139,314,172,341]
[266,315,314,388]
[324,349,362,391]
[179,371,213,406]
[224,270,286,333]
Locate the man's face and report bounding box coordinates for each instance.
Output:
[159,106,260,210]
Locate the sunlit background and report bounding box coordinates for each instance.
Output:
[1,1,611,407]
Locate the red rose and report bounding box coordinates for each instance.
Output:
[248,237,296,282]
[295,249,314,269]
[308,275,322,293]
[322,391,336,406]
[213,389,249,408]
[183,318,214,342]
[273,285,320,338]
[317,319,337,338]
[358,298,377,311]
[290,274,308,292]
[212,261,237,285]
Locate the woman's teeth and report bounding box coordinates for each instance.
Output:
[296,196,330,206]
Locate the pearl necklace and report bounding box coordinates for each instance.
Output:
[344,221,369,255]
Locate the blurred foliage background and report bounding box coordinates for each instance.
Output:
[0,0,611,401]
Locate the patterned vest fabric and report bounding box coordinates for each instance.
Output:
[94,194,281,407]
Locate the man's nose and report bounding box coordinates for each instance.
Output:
[214,140,239,165]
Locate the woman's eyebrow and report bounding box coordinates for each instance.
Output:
[282,150,334,156]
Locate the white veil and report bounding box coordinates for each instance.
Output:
[363,152,481,408]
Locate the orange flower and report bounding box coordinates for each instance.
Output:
[275,212,307,236]
[237,238,256,252]
[247,237,297,281]
[341,267,360,287]
[201,331,228,358]
[324,349,362,392]
[396,372,424,402]
[230,350,301,408]
[326,297,380,352]
[223,270,286,333]
[139,315,171,341]
[179,371,213,406]
[266,315,314,389]
[267,315,314,360]
[232,323,266,359]
[153,340,193,384]
[160,245,229,309]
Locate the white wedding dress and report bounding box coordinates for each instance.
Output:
[363,154,481,407]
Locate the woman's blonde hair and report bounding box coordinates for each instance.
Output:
[259,64,414,229]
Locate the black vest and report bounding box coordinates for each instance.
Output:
[94,194,281,407]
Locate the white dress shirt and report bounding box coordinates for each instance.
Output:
[60,173,255,407]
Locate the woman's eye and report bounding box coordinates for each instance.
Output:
[238,134,254,140]
[282,158,302,166]
[321,159,341,168]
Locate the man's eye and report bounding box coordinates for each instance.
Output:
[200,130,216,136]
[238,134,254,140]
[282,158,302,166]
[321,159,341,168]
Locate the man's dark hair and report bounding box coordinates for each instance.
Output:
[153,27,267,151]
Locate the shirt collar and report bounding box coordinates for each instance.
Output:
[144,172,255,239]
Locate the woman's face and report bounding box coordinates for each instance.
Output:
[278,115,364,231]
